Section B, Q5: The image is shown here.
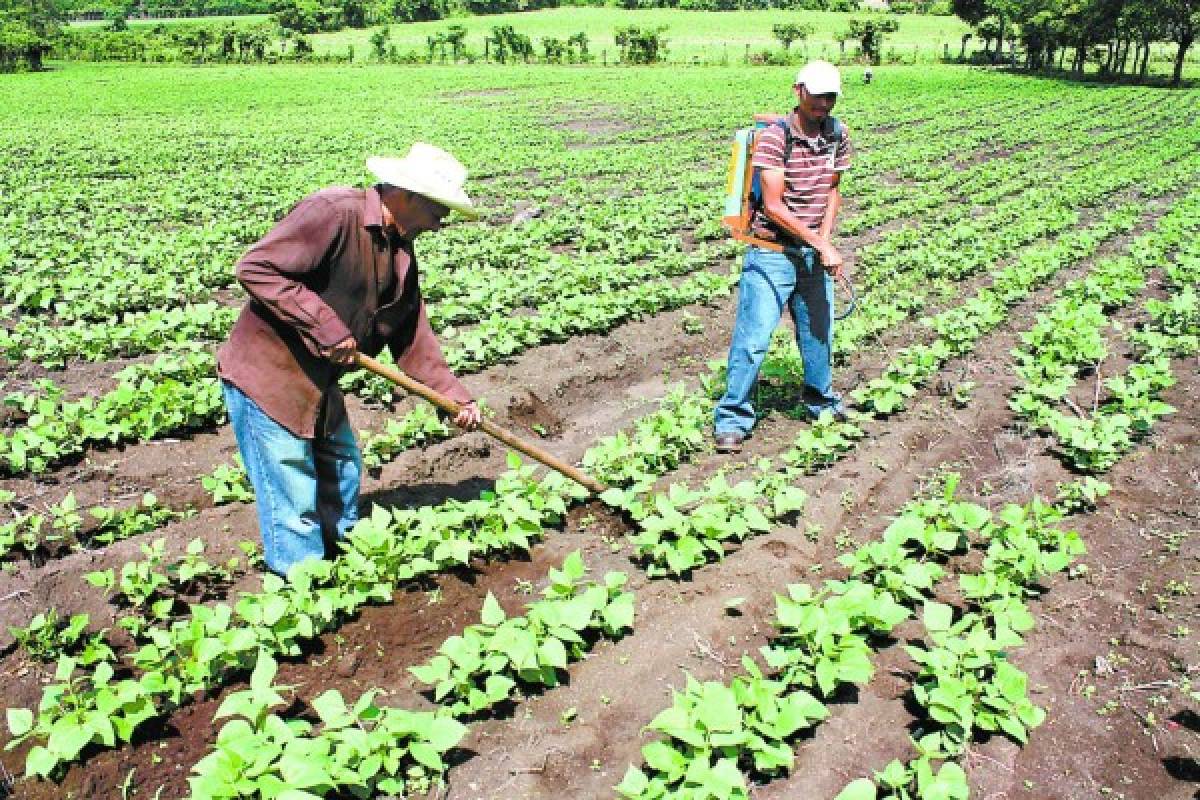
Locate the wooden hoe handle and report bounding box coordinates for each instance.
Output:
[354,354,609,496]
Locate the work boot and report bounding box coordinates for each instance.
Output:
[810,405,848,424]
[714,431,746,453]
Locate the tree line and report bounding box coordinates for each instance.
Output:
[951,0,1197,86]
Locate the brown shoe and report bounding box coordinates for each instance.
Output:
[714,432,745,453]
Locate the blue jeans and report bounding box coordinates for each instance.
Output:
[221,381,362,577]
[714,246,841,436]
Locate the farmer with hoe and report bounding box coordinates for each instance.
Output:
[217,143,483,577]
[714,60,853,453]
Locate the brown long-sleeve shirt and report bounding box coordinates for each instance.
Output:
[217,185,471,439]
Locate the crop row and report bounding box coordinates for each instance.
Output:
[1008,190,1200,473]
[0,490,186,562]
[0,265,732,476]
[837,142,1200,362]
[0,350,221,475]
[618,473,1093,799]
[1,80,1177,367]
[5,94,1188,480]
[851,204,1144,415]
[0,379,710,778]
[184,548,633,799]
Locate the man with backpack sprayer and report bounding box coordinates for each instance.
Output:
[714,60,853,453]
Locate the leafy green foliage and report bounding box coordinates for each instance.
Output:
[1008,194,1198,472]
[762,581,909,696]
[188,655,467,800]
[9,610,113,666]
[617,660,827,800]
[201,457,255,505]
[360,403,452,470]
[619,470,806,577]
[409,552,634,715]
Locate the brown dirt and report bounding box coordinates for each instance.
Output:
[2,165,1197,800]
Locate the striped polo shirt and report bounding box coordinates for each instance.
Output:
[751,112,853,240]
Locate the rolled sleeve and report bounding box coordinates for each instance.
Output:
[235,195,354,356]
[392,299,472,406]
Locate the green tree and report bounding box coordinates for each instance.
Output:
[425,29,443,59]
[1158,0,1198,85]
[103,7,126,29]
[843,15,899,64]
[368,21,388,58]
[541,34,564,62]
[219,19,236,58]
[951,0,1010,60]
[0,0,62,70]
[566,29,587,61]
[386,0,442,22]
[772,21,814,51]
[614,24,667,63]
[443,21,464,58]
[340,0,365,27]
[487,23,530,62]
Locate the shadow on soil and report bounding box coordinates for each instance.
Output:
[363,476,496,510]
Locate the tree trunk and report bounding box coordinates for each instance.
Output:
[1140,42,1150,79]
[1172,34,1193,87]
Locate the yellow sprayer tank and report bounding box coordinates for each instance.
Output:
[722,128,754,220]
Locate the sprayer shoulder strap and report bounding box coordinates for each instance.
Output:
[778,116,794,164]
[778,114,843,161]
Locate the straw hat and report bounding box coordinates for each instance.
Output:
[366,142,479,219]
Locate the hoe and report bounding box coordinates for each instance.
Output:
[355,353,609,495]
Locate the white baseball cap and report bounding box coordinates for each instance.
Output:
[794,60,842,95]
[367,143,479,219]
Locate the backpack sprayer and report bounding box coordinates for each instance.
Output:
[721,113,857,320]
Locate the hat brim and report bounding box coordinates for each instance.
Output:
[418,191,481,220]
[367,158,482,220]
[798,80,841,95]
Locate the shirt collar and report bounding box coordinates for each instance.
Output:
[364,185,385,230]
[364,184,405,243]
[788,109,828,148]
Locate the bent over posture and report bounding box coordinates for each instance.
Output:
[714,61,854,453]
[217,143,483,576]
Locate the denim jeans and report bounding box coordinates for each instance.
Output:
[221,381,362,577]
[714,246,841,436]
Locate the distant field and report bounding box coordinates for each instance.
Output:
[309,8,972,63]
[65,8,1195,72]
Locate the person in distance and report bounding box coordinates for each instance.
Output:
[713,60,854,454]
[216,143,483,577]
